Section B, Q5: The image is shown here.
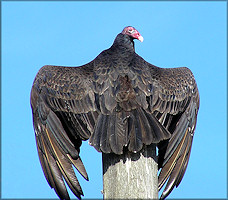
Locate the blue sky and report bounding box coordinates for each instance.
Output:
[2,1,227,199]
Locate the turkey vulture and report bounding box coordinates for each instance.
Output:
[30,26,199,199]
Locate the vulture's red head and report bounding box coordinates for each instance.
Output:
[121,26,144,42]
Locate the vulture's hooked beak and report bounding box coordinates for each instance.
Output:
[138,35,144,42]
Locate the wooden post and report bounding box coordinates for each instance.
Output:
[102,143,158,199]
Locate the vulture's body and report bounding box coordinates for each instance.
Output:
[31,26,199,199]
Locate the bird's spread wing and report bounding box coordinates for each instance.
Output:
[141,58,200,199]
[31,63,98,199]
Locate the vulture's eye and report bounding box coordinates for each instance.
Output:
[129,29,133,33]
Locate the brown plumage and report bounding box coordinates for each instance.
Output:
[30,26,199,199]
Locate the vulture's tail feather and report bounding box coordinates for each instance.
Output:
[89,107,171,154]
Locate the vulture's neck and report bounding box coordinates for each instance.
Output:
[112,33,135,55]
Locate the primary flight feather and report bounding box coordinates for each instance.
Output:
[31,26,199,199]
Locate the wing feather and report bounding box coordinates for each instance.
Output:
[100,115,112,153]
[38,133,70,199]
[45,127,83,197]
